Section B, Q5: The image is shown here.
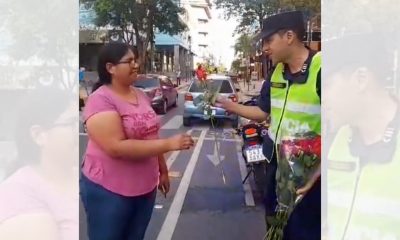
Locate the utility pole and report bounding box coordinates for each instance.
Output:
[150,26,155,73]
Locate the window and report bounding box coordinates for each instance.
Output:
[198,19,208,24]
[218,80,234,93]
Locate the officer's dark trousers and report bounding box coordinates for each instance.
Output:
[263,159,321,240]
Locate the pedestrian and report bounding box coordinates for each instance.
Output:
[80,67,89,95]
[81,43,194,240]
[176,69,181,86]
[79,67,85,82]
[216,11,321,240]
[196,64,206,81]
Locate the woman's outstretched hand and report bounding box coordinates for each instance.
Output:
[167,134,194,151]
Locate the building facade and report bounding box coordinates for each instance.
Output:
[179,0,212,66]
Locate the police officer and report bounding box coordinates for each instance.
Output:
[217,11,321,239]
[325,33,400,239]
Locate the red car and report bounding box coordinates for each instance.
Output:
[134,74,178,114]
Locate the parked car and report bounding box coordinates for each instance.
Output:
[183,74,240,127]
[134,74,178,114]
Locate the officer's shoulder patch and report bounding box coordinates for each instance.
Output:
[270,82,287,89]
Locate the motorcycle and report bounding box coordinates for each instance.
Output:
[236,97,269,195]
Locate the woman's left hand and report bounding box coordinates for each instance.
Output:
[158,171,170,197]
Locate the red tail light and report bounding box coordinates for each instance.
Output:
[185,93,193,101]
[248,141,259,146]
[229,94,238,102]
[245,128,258,138]
[155,88,163,97]
[244,128,257,135]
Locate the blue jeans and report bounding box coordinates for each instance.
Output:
[80,174,157,240]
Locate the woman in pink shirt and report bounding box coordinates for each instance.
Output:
[80,43,194,240]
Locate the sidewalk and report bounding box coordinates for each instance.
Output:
[171,78,191,91]
[235,80,264,101]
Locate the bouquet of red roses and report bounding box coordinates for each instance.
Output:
[281,133,321,187]
[264,132,321,240]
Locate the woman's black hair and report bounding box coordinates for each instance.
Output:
[92,43,138,93]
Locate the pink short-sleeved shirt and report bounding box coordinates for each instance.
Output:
[82,85,160,196]
[0,166,79,240]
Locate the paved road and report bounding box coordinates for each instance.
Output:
[79,87,266,240]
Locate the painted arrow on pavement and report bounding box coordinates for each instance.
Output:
[206,141,225,166]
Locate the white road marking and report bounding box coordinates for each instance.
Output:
[192,137,241,142]
[166,130,192,169]
[206,141,225,166]
[235,134,255,207]
[156,130,207,240]
[191,125,210,131]
[161,115,183,130]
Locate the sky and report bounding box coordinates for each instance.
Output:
[208,5,238,70]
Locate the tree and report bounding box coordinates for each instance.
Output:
[0,0,77,90]
[230,59,241,73]
[84,0,187,72]
[234,34,256,58]
[215,0,280,35]
[323,0,399,39]
[202,54,217,74]
[279,0,320,18]
[217,64,227,74]
[215,0,320,35]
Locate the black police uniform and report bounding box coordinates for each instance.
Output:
[258,52,321,240]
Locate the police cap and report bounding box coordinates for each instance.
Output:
[257,11,306,41]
